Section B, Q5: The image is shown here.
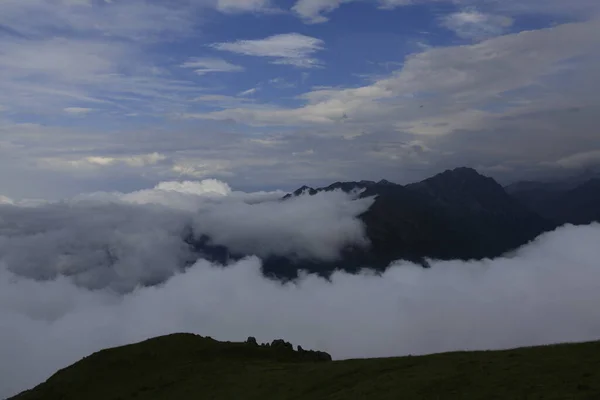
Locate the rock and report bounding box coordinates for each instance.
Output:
[246,337,258,346]
[271,339,293,351]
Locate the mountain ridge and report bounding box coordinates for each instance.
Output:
[188,167,599,280]
[191,168,555,279]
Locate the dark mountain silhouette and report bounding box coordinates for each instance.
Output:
[507,177,600,225]
[188,167,556,280]
[12,334,600,400]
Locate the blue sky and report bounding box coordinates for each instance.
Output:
[0,0,599,199]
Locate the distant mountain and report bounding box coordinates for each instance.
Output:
[400,167,554,259]
[189,168,555,280]
[507,177,600,225]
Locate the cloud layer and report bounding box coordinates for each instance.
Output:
[211,33,326,68]
[0,180,371,292]
[1,181,600,398]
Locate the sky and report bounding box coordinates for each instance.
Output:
[1,179,599,398]
[0,0,599,199]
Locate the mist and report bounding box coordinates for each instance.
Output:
[1,180,599,398]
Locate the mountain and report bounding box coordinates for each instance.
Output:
[282,168,551,266]
[188,167,553,280]
[507,177,600,225]
[400,167,555,260]
[505,169,600,195]
[11,333,600,400]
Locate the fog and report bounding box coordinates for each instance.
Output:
[1,180,599,398]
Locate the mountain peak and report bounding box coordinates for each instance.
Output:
[404,167,522,217]
[411,167,498,190]
[282,185,317,199]
[439,167,484,180]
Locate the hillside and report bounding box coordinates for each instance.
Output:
[11,334,600,400]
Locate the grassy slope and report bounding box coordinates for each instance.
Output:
[11,333,600,400]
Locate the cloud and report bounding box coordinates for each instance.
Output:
[238,87,259,96]
[191,94,256,108]
[0,180,371,295]
[196,20,600,126]
[1,214,599,398]
[472,0,600,19]
[64,107,93,115]
[180,57,245,75]
[211,33,325,68]
[216,0,273,13]
[0,195,13,205]
[38,153,168,170]
[552,150,600,170]
[291,0,410,23]
[0,37,120,81]
[441,10,514,40]
[292,0,356,23]
[269,77,296,89]
[291,0,600,24]
[86,153,168,167]
[0,36,203,116]
[0,0,195,41]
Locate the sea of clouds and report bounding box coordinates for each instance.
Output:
[1,180,599,398]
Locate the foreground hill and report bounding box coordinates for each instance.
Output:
[11,334,600,400]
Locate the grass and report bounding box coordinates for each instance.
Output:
[10,333,600,400]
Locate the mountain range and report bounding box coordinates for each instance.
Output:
[189,167,600,280]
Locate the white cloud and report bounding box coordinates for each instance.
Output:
[377,0,412,8]
[473,0,600,19]
[0,181,371,293]
[211,33,325,68]
[0,195,13,205]
[1,213,599,398]
[0,0,195,41]
[293,149,315,156]
[291,0,409,23]
[238,87,259,96]
[154,180,234,196]
[441,10,514,39]
[64,107,93,115]
[87,153,167,168]
[216,0,272,13]
[553,150,600,170]
[0,36,204,116]
[269,77,296,89]
[191,19,599,130]
[292,0,356,23]
[180,57,244,75]
[291,0,600,25]
[40,153,168,170]
[192,94,256,108]
[0,38,119,81]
